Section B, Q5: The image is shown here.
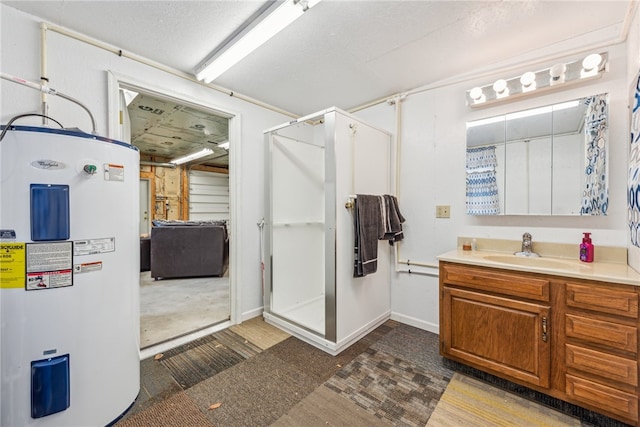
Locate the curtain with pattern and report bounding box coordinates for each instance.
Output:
[466,146,500,215]
[580,94,608,215]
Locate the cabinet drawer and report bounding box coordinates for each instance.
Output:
[566,344,638,386]
[565,314,637,354]
[441,263,550,302]
[566,374,638,422]
[566,283,638,319]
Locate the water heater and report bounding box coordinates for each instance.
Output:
[0,126,140,425]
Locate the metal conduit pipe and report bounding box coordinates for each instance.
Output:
[40,22,298,119]
[140,161,176,168]
[40,22,48,125]
[1,72,98,135]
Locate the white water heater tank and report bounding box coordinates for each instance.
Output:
[0,126,140,426]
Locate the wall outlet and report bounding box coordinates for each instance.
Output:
[436,205,450,218]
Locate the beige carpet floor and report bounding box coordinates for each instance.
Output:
[427,373,582,427]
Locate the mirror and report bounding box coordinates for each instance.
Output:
[466,93,608,215]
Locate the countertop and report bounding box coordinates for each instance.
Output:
[438,249,640,286]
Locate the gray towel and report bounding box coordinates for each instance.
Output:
[381,195,405,244]
[354,195,381,277]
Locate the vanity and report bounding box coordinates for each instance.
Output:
[438,247,640,425]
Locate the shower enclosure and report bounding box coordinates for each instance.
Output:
[263,107,392,354]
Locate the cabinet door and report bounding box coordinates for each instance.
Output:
[442,287,551,388]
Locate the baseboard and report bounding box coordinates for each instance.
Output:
[333,310,391,353]
[390,312,439,334]
[242,307,263,322]
[263,310,391,356]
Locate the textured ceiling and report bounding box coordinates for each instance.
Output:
[1,1,632,167]
[2,1,632,116]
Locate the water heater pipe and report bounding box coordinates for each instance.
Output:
[0,72,98,135]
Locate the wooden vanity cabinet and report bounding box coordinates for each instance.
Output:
[439,261,640,426]
[440,262,552,388]
[564,281,639,423]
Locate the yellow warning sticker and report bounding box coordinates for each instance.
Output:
[0,243,26,289]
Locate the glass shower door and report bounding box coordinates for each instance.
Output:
[268,129,326,335]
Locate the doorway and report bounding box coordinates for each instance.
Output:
[108,71,239,350]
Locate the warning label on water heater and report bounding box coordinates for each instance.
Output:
[26,270,73,290]
[104,163,124,181]
[26,242,73,290]
[74,237,115,256]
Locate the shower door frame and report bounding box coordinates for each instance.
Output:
[263,108,337,343]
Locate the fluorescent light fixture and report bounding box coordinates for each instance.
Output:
[506,106,552,121]
[218,141,230,150]
[195,0,321,83]
[170,148,213,165]
[553,100,580,111]
[466,116,505,128]
[469,100,583,129]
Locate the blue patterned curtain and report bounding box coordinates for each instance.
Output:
[630,75,640,247]
[580,94,608,215]
[466,146,500,215]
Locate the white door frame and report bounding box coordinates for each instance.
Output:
[139,178,151,235]
[106,70,241,327]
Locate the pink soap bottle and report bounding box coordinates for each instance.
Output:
[579,232,594,263]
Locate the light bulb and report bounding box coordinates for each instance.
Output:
[520,71,536,92]
[493,79,509,98]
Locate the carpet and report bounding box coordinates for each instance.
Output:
[186,351,321,426]
[229,316,290,350]
[325,347,451,426]
[114,391,213,427]
[272,384,394,427]
[427,373,582,427]
[160,332,252,389]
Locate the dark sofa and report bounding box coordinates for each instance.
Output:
[150,220,228,279]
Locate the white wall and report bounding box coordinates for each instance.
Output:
[357,38,635,332]
[4,4,639,333]
[0,5,290,321]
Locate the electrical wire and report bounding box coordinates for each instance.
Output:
[0,113,64,142]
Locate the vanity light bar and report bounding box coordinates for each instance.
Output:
[466,52,608,108]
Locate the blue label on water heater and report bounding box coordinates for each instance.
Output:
[30,184,70,241]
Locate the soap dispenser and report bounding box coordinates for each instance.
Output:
[579,232,594,263]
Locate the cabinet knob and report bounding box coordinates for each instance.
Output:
[542,316,548,342]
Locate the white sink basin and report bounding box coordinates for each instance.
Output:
[483,254,573,270]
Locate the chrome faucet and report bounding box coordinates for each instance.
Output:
[515,232,539,257]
